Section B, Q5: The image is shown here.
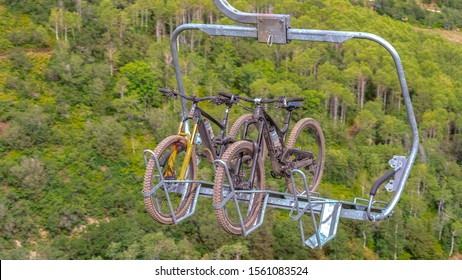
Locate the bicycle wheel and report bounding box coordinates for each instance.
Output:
[143,135,198,224]
[228,114,258,140]
[213,140,265,235]
[285,118,325,194]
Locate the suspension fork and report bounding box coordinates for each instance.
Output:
[164,118,198,180]
[178,122,198,180]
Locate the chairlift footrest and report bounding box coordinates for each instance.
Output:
[305,202,342,249]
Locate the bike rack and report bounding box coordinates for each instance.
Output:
[143,0,419,249]
[142,150,202,224]
[143,151,404,248]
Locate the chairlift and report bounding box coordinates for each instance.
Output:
[143,0,419,249]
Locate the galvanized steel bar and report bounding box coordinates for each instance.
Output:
[194,183,386,221]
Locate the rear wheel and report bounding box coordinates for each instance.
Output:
[229,114,258,141]
[285,118,325,194]
[213,140,265,235]
[143,135,197,224]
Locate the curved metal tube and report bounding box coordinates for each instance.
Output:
[289,29,419,220]
[213,0,258,24]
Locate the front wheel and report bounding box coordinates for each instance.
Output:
[143,135,198,224]
[213,140,265,235]
[285,118,325,194]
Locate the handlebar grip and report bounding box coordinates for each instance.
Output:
[287,97,305,102]
[158,87,180,99]
[159,87,174,94]
[218,91,233,98]
[370,169,396,196]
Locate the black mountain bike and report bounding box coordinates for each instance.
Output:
[213,92,326,235]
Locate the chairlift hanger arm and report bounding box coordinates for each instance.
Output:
[213,0,258,24]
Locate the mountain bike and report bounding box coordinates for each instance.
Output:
[143,88,242,224]
[213,92,326,235]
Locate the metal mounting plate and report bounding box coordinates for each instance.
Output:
[257,15,290,45]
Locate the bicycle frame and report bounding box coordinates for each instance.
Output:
[168,101,232,180]
[238,102,296,186]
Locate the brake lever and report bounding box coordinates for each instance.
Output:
[158,88,178,99]
[210,97,226,105]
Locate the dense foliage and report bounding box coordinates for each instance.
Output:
[0,0,461,260]
[350,0,462,29]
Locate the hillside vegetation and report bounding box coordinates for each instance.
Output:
[0,0,461,260]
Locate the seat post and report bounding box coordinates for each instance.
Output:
[282,110,292,138]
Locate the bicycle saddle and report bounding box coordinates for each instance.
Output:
[284,101,302,111]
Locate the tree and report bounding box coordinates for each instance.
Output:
[49,3,81,42]
[8,157,48,198]
[119,60,162,113]
[214,242,250,260]
[345,62,372,110]
[404,218,444,259]
[421,108,450,139]
[86,116,126,160]
[349,109,377,144]
[377,115,406,145]
[8,48,33,74]
[2,107,51,149]
[449,220,462,257]
[96,0,120,76]
[235,59,276,94]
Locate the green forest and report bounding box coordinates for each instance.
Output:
[0,0,461,260]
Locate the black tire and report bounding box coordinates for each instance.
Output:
[285,118,325,194]
[228,114,257,140]
[143,135,198,224]
[213,140,265,235]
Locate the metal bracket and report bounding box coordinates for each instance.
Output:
[213,0,290,45]
[257,15,291,45]
[385,155,407,192]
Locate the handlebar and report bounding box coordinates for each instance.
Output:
[159,88,218,102]
[218,91,304,105]
[160,88,305,108]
